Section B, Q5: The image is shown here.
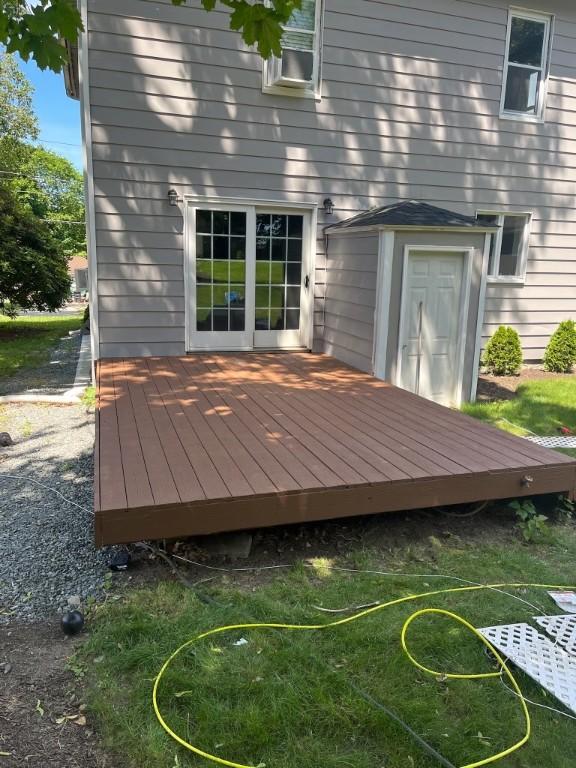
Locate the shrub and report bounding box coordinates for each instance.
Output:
[482,326,523,376]
[543,320,576,373]
[83,304,90,324]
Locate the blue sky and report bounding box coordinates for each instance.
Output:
[19,58,82,170]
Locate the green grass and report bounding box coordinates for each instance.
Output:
[463,379,576,458]
[0,313,83,380]
[81,385,96,409]
[79,525,576,768]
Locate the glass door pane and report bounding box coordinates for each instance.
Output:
[191,207,252,350]
[254,212,305,348]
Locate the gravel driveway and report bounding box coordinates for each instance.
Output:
[0,403,109,623]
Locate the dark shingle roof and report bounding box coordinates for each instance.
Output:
[326,200,488,231]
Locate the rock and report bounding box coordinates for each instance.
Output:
[67,595,82,610]
[0,432,13,447]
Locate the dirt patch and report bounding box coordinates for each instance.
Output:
[0,623,110,767]
[476,366,575,402]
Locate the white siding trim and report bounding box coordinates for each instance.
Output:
[373,231,395,380]
[471,232,491,402]
[80,0,99,366]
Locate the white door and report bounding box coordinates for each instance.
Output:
[188,204,311,351]
[398,250,467,405]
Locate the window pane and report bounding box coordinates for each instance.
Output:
[287,262,302,284]
[256,238,270,260]
[230,212,246,235]
[213,211,229,234]
[230,261,245,283]
[197,260,212,282]
[197,307,211,331]
[476,214,499,274]
[270,262,286,285]
[212,260,229,284]
[196,285,211,307]
[255,286,270,307]
[504,65,540,113]
[230,237,245,260]
[213,309,229,331]
[228,285,245,306]
[197,234,211,259]
[286,309,300,330]
[509,17,545,67]
[271,215,287,237]
[213,236,229,260]
[499,217,525,276]
[288,215,303,237]
[272,239,286,261]
[256,214,271,237]
[286,0,316,32]
[286,286,301,307]
[255,308,270,330]
[230,310,245,331]
[287,239,303,261]
[197,210,211,233]
[255,262,270,284]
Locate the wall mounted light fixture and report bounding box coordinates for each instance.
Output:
[323,198,335,215]
[167,189,180,206]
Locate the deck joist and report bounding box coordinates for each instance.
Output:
[94,353,576,546]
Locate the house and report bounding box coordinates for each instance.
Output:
[64,0,576,544]
[68,255,89,298]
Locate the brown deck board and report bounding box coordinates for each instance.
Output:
[94,353,576,545]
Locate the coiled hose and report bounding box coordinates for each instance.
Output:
[153,581,573,768]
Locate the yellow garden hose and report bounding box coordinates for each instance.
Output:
[153,581,573,768]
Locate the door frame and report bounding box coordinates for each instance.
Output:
[396,245,473,407]
[183,195,317,352]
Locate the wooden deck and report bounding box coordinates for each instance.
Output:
[95,353,576,546]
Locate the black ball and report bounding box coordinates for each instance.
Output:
[61,610,84,636]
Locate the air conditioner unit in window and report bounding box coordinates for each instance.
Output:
[270,48,314,87]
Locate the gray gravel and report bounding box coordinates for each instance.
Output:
[0,403,110,623]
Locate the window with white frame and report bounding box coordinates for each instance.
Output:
[263,0,322,97]
[476,212,531,281]
[500,9,552,120]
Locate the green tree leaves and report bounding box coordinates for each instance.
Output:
[0,0,303,71]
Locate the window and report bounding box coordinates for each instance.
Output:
[500,9,552,121]
[263,0,322,97]
[476,212,531,281]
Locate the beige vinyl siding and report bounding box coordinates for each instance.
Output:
[87,0,576,359]
[323,233,378,373]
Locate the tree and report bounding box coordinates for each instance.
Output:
[0,183,70,315]
[13,146,86,258]
[0,49,38,171]
[0,0,301,71]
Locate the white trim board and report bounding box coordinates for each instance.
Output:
[373,231,395,379]
[470,232,491,401]
[79,0,99,366]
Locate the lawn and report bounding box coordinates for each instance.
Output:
[78,522,576,768]
[0,313,83,380]
[463,378,576,458]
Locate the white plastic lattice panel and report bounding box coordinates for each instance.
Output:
[535,615,576,656]
[478,622,576,715]
[525,435,576,448]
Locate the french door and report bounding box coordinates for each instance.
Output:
[188,202,311,351]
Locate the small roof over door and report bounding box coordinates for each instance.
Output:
[325,200,498,232]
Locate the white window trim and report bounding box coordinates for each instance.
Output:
[477,210,532,284]
[262,0,324,100]
[499,7,553,124]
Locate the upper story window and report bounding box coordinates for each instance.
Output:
[500,9,552,121]
[476,212,532,283]
[263,0,323,98]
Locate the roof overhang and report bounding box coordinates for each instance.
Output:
[324,224,500,236]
